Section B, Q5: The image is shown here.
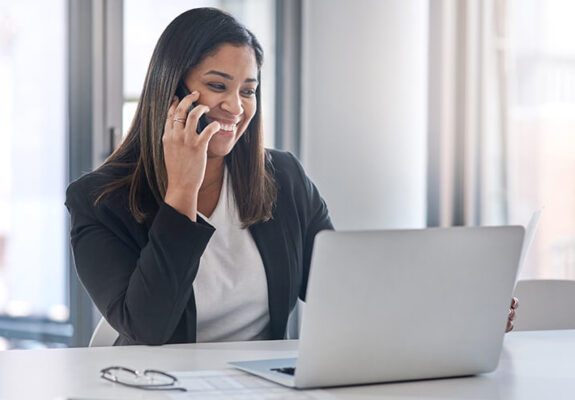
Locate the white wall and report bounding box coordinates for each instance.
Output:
[301,0,428,230]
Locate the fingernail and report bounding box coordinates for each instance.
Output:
[191,90,199,95]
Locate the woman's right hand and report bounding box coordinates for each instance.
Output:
[162,91,221,220]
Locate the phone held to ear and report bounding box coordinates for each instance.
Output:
[175,84,210,134]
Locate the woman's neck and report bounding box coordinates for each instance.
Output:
[200,157,225,194]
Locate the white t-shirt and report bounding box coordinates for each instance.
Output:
[194,167,270,342]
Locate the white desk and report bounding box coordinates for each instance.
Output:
[0,330,574,399]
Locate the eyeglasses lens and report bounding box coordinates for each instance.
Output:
[111,369,175,386]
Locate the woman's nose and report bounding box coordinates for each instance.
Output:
[221,92,243,115]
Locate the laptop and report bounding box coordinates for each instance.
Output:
[229,225,526,389]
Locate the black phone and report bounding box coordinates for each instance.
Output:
[175,84,210,134]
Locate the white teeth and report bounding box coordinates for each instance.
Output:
[219,123,236,131]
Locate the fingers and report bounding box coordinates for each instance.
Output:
[165,96,179,131]
[172,91,200,127]
[172,92,216,137]
[506,319,514,332]
[199,118,221,141]
[505,297,519,333]
[184,104,210,134]
[164,91,220,148]
[511,297,519,310]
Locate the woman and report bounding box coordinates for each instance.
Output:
[66,8,332,345]
[66,8,517,346]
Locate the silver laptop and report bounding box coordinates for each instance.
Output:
[230,226,525,389]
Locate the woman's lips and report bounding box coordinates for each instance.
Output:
[210,118,240,134]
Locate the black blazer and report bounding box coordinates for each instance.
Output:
[65,149,333,345]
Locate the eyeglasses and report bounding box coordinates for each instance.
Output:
[100,366,187,392]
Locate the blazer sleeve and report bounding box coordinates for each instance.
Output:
[65,179,214,345]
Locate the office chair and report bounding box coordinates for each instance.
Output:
[89,317,119,347]
[513,279,575,331]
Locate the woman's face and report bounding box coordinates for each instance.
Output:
[184,43,259,158]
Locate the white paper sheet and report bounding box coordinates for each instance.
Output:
[167,369,334,399]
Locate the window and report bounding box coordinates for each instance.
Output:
[508,0,575,279]
[426,0,574,281]
[0,0,69,349]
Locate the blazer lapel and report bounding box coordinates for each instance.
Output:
[250,218,292,339]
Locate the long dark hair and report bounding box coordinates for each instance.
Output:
[96,7,276,226]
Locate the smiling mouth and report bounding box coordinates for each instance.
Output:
[215,121,238,132]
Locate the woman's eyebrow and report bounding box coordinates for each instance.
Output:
[204,70,258,84]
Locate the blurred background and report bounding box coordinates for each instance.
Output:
[0,0,573,349]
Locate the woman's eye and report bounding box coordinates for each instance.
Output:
[208,83,225,91]
[242,89,256,96]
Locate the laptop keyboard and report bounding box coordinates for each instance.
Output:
[271,367,296,376]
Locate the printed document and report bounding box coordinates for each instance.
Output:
[167,369,334,399]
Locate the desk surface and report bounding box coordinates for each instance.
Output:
[0,330,574,399]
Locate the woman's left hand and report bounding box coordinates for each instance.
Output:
[506,297,519,332]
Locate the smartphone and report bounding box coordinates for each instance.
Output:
[175,84,210,134]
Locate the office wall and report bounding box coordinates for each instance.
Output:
[301,0,428,229]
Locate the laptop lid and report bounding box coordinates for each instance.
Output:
[293,226,524,388]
